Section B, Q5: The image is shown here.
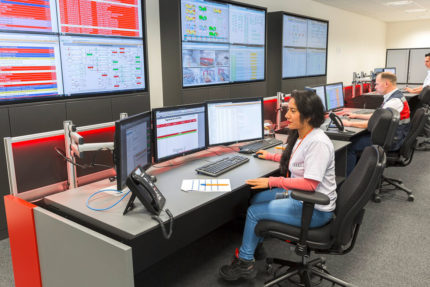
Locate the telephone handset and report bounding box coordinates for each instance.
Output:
[328,112,345,132]
[125,165,165,215]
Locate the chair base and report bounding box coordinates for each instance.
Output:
[415,139,430,151]
[373,175,414,202]
[264,257,355,287]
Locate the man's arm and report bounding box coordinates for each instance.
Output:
[342,119,368,129]
[405,86,423,94]
[348,113,372,120]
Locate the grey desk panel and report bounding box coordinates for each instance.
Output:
[45,150,281,240]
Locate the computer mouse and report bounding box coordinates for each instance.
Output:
[253,153,263,159]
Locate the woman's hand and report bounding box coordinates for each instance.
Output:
[246,178,269,189]
[255,150,269,159]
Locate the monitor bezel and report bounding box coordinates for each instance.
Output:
[205,97,264,147]
[304,84,328,112]
[324,82,344,111]
[179,0,267,89]
[114,110,152,191]
[152,103,207,163]
[281,12,329,80]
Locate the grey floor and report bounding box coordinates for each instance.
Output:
[2,145,430,286]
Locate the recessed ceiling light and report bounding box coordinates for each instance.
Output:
[405,8,427,13]
[384,1,414,6]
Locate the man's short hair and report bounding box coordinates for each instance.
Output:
[425,53,430,58]
[378,72,397,85]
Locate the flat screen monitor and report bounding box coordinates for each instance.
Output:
[282,13,328,78]
[374,68,384,74]
[153,104,207,163]
[384,67,396,75]
[305,85,327,111]
[0,0,147,104]
[114,111,152,191]
[325,82,344,111]
[180,0,266,87]
[207,98,263,146]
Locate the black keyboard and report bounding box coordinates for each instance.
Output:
[239,138,283,154]
[196,155,249,177]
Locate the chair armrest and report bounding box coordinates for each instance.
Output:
[291,189,330,205]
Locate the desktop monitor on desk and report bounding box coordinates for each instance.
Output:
[383,67,396,75]
[114,111,152,191]
[153,104,207,163]
[305,85,327,111]
[207,98,263,146]
[325,82,344,111]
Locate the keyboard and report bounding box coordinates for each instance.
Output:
[196,155,249,177]
[239,138,283,154]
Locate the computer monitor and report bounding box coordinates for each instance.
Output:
[207,98,263,146]
[153,103,207,163]
[374,68,384,74]
[114,111,152,191]
[325,82,344,111]
[305,85,327,111]
[383,67,396,75]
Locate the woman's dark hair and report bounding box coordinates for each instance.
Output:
[279,89,325,176]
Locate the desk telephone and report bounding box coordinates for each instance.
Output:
[328,112,344,132]
[125,166,165,215]
[124,166,173,239]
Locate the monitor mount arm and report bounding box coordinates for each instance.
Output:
[63,120,116,189]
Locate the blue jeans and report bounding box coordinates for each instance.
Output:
[346,133,372,176]
[238,188,333,261]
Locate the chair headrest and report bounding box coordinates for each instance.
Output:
[419,86,430,105]
[368,108,399,149]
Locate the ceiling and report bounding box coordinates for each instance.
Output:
[313,0,430,22]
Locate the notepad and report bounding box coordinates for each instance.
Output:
[181,179,231,192]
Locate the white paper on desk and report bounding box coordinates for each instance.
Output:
[181,179,231,192]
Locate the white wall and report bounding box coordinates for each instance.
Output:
[144,0,387,108]
[386,19,430,48]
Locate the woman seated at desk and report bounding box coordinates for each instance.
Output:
[219,90,337,281]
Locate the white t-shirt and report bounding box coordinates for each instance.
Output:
[289,128,337,212]
[423,70,430,87]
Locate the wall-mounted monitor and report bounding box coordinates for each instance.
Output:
[305,85,327,111]
[0,0,147,104]
[180,0,266,87]
[325,82,344,111]
[207,97,263,146]
[153,103,207,163]
[282,13,328,79]
[114,111,152,191]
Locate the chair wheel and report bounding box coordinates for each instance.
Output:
[408,195,415,202]
[373,195,381,203]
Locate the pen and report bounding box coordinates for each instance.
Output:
[275,146,286,150]
[200,183,229,186]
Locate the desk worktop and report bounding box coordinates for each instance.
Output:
[44,140,350,241]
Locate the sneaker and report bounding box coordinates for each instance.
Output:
[219,256,257,281]
[254,242,267,261]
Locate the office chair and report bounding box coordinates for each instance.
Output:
[415,86,430,151]
[255,145,385,287]
[377,107,426,202]
[366,108,399,203]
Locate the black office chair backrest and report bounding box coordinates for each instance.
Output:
[331,145,385,246]
[419,85,430,106]
[398,107,426,160]
[368,108,399,150]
